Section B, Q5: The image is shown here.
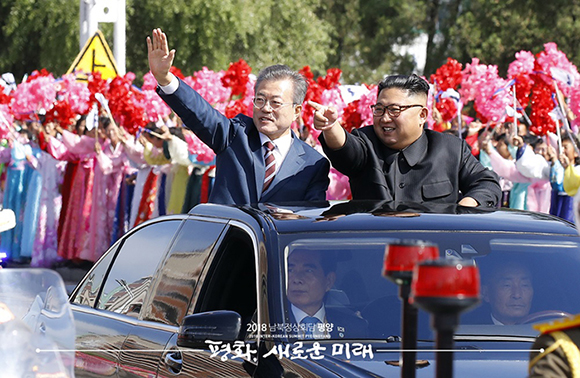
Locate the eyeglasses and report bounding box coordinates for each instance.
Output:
[253,97,294,110]
[371,104,424,118]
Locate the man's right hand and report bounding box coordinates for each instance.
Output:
[308,101,346,150]
[146,28,176,86]
[309,101,339,131]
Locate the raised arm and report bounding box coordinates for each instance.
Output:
[310,100,346,150]
[147,28,175,87]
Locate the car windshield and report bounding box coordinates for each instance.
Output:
[281,233,580,342]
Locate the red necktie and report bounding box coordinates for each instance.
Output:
[263,141,276,192]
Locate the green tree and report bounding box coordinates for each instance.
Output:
[127,0,332,83]
[0,0,79,80]
[444,0,580,76]
[424,0,462,76]
[308,0,431,84]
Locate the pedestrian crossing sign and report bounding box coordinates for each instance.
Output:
[67,30,119,81]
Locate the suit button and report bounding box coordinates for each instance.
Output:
[399,183,405,189]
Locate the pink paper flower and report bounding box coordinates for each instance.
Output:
[191,67,231,106]
[59,73,91,115]
[142,72,158,91]
[508,50,535,78]
[474,76,513,123]
[327,167,351,200]
[184,130,216,164]
[0,104,14,139]
[460,58,500,103]
[11,74,56,119]
[536,42,580,97]
[137,89,171,122]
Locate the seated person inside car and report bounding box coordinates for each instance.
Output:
[481,259,534,325]
[286,248,368,339]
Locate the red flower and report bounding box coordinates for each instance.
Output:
[225,99,247,118]
[529,79,556,136]
[473,103,488,124]
[436,97,457,122]
[28,68,52,82]
[45,100,76,127]
[0,85,11,105]
[430,58,463,91]
[299,66,315,82]
[342,100,363,133]
[221,59,252,97]
[88,71,109,107]
[513,73,534,109]
[107,73,147,134]
[170,66,185,80]
[317,68,342,89]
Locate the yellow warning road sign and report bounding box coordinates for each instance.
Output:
[67,30,118,81]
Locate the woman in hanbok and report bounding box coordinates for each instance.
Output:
[143,124,191,215]
[78,119,132,262]
[19,139,43,261]
[512,135,552,214]
[0,137,20,261]
[23,123,66,267]
[47,121,104,263]
[482,133,532,210]
[558,133,580,222]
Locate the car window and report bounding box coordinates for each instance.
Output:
[195,226,257,334]
[141,219,226,326]
[96,220,182,317]
[71,244,118,307]
[279,234,580,341]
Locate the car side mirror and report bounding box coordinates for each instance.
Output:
[177,310,242,349]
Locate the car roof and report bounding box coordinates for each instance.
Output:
[188,200,578,237]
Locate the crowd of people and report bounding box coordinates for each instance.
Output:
[0,29,579,276]
[2,73,578,271]
[458,113,580,223]
[0,112,217,268]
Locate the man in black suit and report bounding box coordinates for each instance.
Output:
[286,248,368,339]
[310,74,501,207]
[147,28,330,205]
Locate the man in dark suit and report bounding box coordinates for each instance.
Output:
[481,259,534,325]
[310,74,500,207]
[147,28,330,205]
[286,248,368,339]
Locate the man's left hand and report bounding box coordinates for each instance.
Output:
[458,197,479,207]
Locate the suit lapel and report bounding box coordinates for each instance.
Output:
[250,127,266,196]
[261,133,306,201]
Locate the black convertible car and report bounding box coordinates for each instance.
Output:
[70,201,580,377]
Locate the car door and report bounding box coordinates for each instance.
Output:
[157,222,260,378]
[117,217,227,377]
[71,219,183,378]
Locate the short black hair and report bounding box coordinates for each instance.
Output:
[378,74,429,98]
[99,116,111,128]
[144,122,162,140]
[527,135,544,149]
[494,132,508,144]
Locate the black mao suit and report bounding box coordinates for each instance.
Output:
[320,127,501,207]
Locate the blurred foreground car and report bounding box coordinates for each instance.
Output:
[70,201,580,377]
